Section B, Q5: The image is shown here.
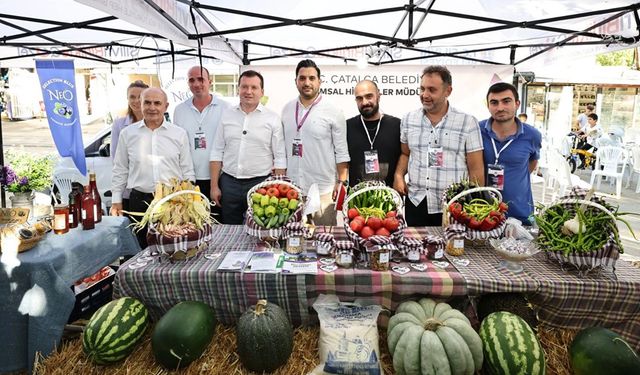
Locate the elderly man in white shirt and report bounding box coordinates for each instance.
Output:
[111,87,195,247]
[210,70,286,224]
[281,59,350,226]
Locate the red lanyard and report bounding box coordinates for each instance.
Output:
[295,95,322,132]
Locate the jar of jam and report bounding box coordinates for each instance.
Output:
[314,233,335,257]
[334,240,355,268]
[53,204,69,234]
[445,224,466,256]
[423,235,446,260]
[400,237,423,262]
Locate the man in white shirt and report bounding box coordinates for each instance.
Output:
[281,59,350,226]
[173,66,229,202]
[111,87,195,247]
[209,70,286,224]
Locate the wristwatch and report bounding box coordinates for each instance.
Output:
[338,179,349,186]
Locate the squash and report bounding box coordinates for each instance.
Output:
[151,301,217,369]
[388,298,483,375]
[236,299,293,373]
[570,326,640,375]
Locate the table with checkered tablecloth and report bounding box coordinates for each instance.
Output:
[448,240,640,352]
[114,225,640,352]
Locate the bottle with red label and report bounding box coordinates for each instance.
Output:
[68,191,79,229]
[81,185,95,230]
[89,172,102,223]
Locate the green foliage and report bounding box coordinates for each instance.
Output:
[596,48,635,67]
[2,150,56,192]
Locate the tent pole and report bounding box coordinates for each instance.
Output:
[0,105,5,208]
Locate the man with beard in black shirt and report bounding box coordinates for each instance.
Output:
[346,80,401,187]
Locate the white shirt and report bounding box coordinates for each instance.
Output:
[581,123,603,145]
[173,95,229,180]
[111,120,195,203]
[209,104,286,178]
[281,97,350,195]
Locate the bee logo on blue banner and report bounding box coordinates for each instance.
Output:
[35,60,87,175]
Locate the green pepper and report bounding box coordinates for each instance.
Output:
[278,197,289,208]
[288,198,298,211]
[253,206,264,218]
[260,194,270,207]
[251,193,262,204]
[269,196,279,206]
[253,214,266,227]
[265,205,277,217]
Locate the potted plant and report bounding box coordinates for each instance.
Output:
[0,150,56,208]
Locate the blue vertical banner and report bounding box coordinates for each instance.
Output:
[35,60,87,175]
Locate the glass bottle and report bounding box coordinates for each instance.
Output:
[53,204,69,234]
[68,192,79,229]
[81,185,95,230]
[89,172,102,223]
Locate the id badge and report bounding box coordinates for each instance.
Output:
[194,132,207,150]
[427,147,444,168]
[364,150,380,174]
[487,164,505,190]
[292,138,303,157]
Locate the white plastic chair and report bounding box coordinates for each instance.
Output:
[53,171,86,204]
[543,148,591,203]
[589,146,628,199]
[625,145,640,193]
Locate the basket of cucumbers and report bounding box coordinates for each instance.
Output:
[244,176,305,240]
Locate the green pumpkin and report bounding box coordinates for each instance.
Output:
[388,298,483,375]
[570,327,640,375]
[236,299,294,373]
[151,301,217,369]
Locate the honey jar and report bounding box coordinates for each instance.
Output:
[53,204,69,234]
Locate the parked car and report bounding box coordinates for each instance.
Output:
[53,126,113,207]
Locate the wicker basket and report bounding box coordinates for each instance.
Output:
[442,186,506,241]
[342,181,406,251]
[244,176,305,240]
[538,197,620,276]
[146,190,213,261]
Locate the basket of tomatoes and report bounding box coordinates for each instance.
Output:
[343,181,406,251]
[245,176,305,240]
[442,182,507,241]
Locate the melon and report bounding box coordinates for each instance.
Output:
[570,326,640,375]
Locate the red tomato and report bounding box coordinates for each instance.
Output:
[266,187,280,198]
[353,215,365,224]
[498,202,508,212]
[383,217,399,232]
[360,226,375,239]
[278,184,290,196]
[347,208,359,220]
[286,189,298,200]
[349,220,363,233]
[385,211,397,218]
[375,227,391,237]
[257,188,267,195]
[367,217,383,230]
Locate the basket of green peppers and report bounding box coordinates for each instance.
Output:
[244,177,304,240]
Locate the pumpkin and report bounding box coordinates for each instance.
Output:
[236,299,294,373]
[388,298,483,375]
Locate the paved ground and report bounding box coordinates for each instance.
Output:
[3,115,639,258]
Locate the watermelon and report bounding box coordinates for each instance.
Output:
[82,297,149,364]
[570,327,640,375]
[479,311,546,375]
[152,301,217,369]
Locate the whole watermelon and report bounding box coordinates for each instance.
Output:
[152,301,217,369]
[570,327,640,375]
[479,311,545,375]
[82,297,149,364]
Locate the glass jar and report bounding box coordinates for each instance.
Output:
[335,250,353,268]
[314,233,335,256]
[370,247,391,271]
[424,235,446,260]
[446,233,465,256]
[53,205,69,234]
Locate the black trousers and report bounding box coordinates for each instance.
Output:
[195,179,222,220]
[218,173,269,224]
[405,197,443,227]
[128,188,154,249]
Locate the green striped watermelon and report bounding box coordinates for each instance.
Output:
[82,297,149,365]
[479,311,546,375]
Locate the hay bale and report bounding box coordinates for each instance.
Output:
[34,324,394,374]
[34,322,575,374]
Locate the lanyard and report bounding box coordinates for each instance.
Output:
[491,138,514,164]
[421,115,444,146]
[360,115,382,150]
[193,102,212,131]
[295,95,322,132]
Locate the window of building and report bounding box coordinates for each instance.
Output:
[213,74,237,97]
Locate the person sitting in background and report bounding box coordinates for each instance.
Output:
[577,113,602,168]
[110,80,149,211]
[518,113,528,123]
